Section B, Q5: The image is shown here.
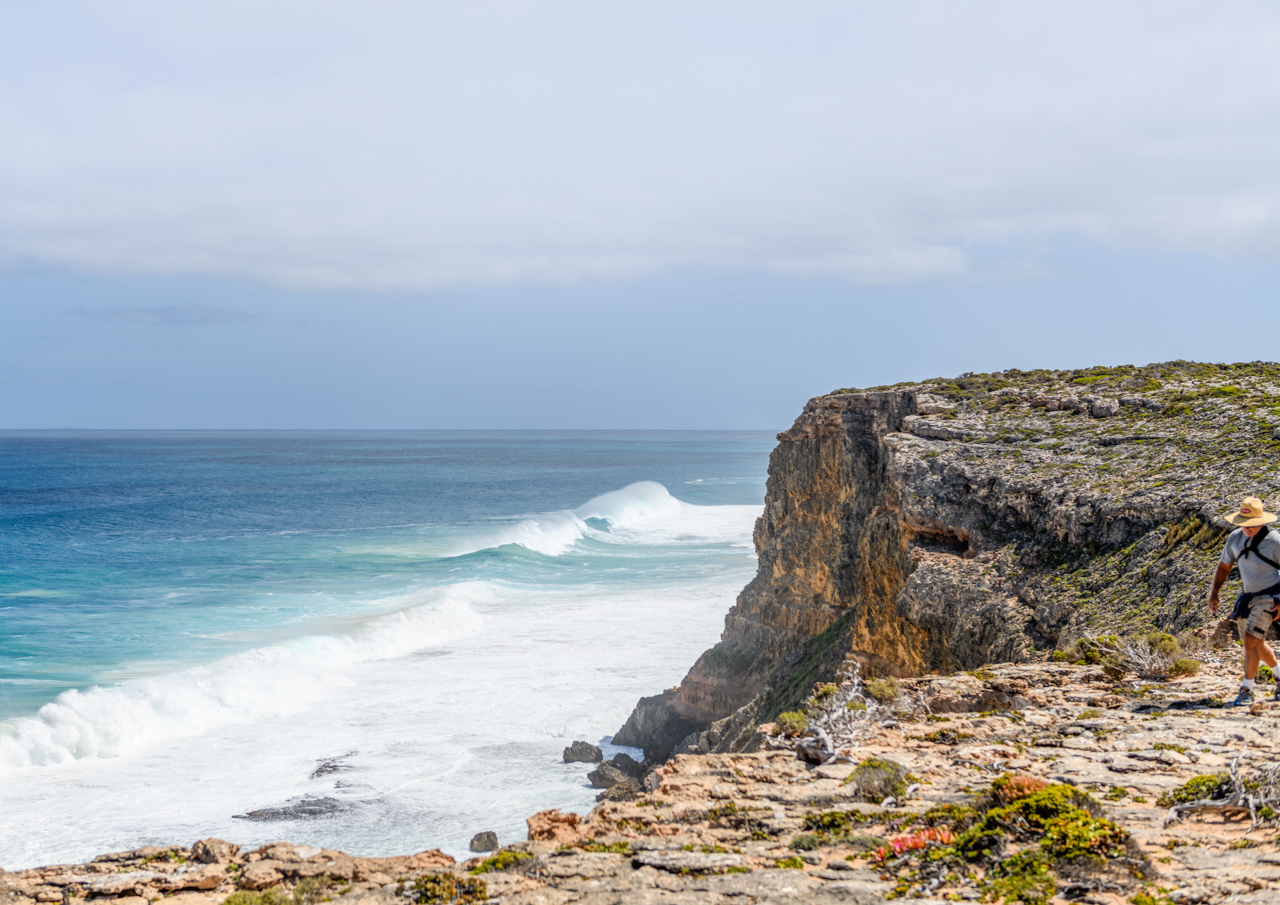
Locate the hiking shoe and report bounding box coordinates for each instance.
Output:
[1233,687,1255,706]
[1272,684,1280,703]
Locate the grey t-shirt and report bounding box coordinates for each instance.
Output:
[1221,528,1280,592]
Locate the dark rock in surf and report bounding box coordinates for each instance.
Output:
[233,795,354,821]
[610,752,645,778]
[468,832,499,852]
[310,753,357,779]
[595,778,640,802]
[586,762,626,789]
[562,741,603,763]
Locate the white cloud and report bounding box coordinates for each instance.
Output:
[2,1,1280,289]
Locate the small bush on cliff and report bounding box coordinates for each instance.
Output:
[790,833,822,851]
[775,711,807,737]
[224,891,291,905]
[844,756,910,803]
[989,774,1049,805]
[1076,632,1188,679]
[980,851,1055,905]
[1157,774,1232,808]
[865,676,901,704]
[400,874,488,904]
[470,850,532,874]
[1169,658,1201,677]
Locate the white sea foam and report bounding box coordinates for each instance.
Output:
[0,588,485,772]
[0,479,763,869]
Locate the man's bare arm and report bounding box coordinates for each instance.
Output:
[1209,561,1233,615]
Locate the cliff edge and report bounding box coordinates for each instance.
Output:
[615,360,1280,761]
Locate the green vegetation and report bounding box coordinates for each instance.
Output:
[469,850,533,874]
[865,676,901,704]
[224,881,340,905]
[775,711,807,737]
[568,841,632,854]
[914,728,974,745]
[223,891,292,905]
[980,850,1056,905]
[789,833,822,851]
[843,756,911,803]
[774,856,805,869]
[1157,774,1232,808]
[400,874,489,904]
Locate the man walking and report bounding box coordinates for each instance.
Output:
[1209,497,1280,705]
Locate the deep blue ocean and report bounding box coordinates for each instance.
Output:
[0,431,772,869]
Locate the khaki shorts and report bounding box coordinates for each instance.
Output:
[1238,596,1278,640]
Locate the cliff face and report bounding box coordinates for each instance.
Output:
[616,361,1280,761]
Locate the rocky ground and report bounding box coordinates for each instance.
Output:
[9,655,1280,905]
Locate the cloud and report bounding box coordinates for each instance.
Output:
[3,1,1280,289]
[71,305,262,326]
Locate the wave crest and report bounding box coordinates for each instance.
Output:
[0,587,485,771]
[452,481,683,557]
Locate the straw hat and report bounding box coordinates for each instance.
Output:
[1225,497,1278,527]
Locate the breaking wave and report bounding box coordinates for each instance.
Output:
[0,587,486,771]
[450,481,685,557]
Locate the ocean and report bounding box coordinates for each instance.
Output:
[0,431,773,869]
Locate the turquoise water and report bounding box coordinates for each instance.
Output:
[0,431,771,868]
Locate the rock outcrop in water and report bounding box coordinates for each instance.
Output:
[617,361,1280,762]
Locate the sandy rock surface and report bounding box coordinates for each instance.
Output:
[9,660,1280,905]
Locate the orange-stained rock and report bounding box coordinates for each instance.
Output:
[403,850,454,870]
[526,809,582,843]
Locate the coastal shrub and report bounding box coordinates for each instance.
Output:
[292,878,336,905]
[774,856,805,869]
[1259,665,1275,683]
[960,784,1103,860]
[1076,636,1121,665]
[223,890,291,905]
[915,728,974,745]
[1076,632,1186,679]
[790,833,822,851]
[1039,811,1129,860]
[1169,658,1202,677]
[400,874,488,904]
[469,850,533,874]
[990,774,1049,805]
[1157,774,1232,808]
[572,841,631,853]
[980,850,1055,905]
[775,711,807,737]
[844,756,910,803]
[920,803,977,831]
[865,676,901,704]
[812,682,838,702]
[846,700,867,712]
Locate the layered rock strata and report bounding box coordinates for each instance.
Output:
[617,361,1280,761]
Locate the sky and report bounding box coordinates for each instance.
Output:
[3,1,1280,429]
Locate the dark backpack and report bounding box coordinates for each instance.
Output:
[1240,525,1280,570]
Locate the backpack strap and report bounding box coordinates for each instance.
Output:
[1242,526,1280,570]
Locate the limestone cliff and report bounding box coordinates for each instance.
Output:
[615,360,1280,760]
